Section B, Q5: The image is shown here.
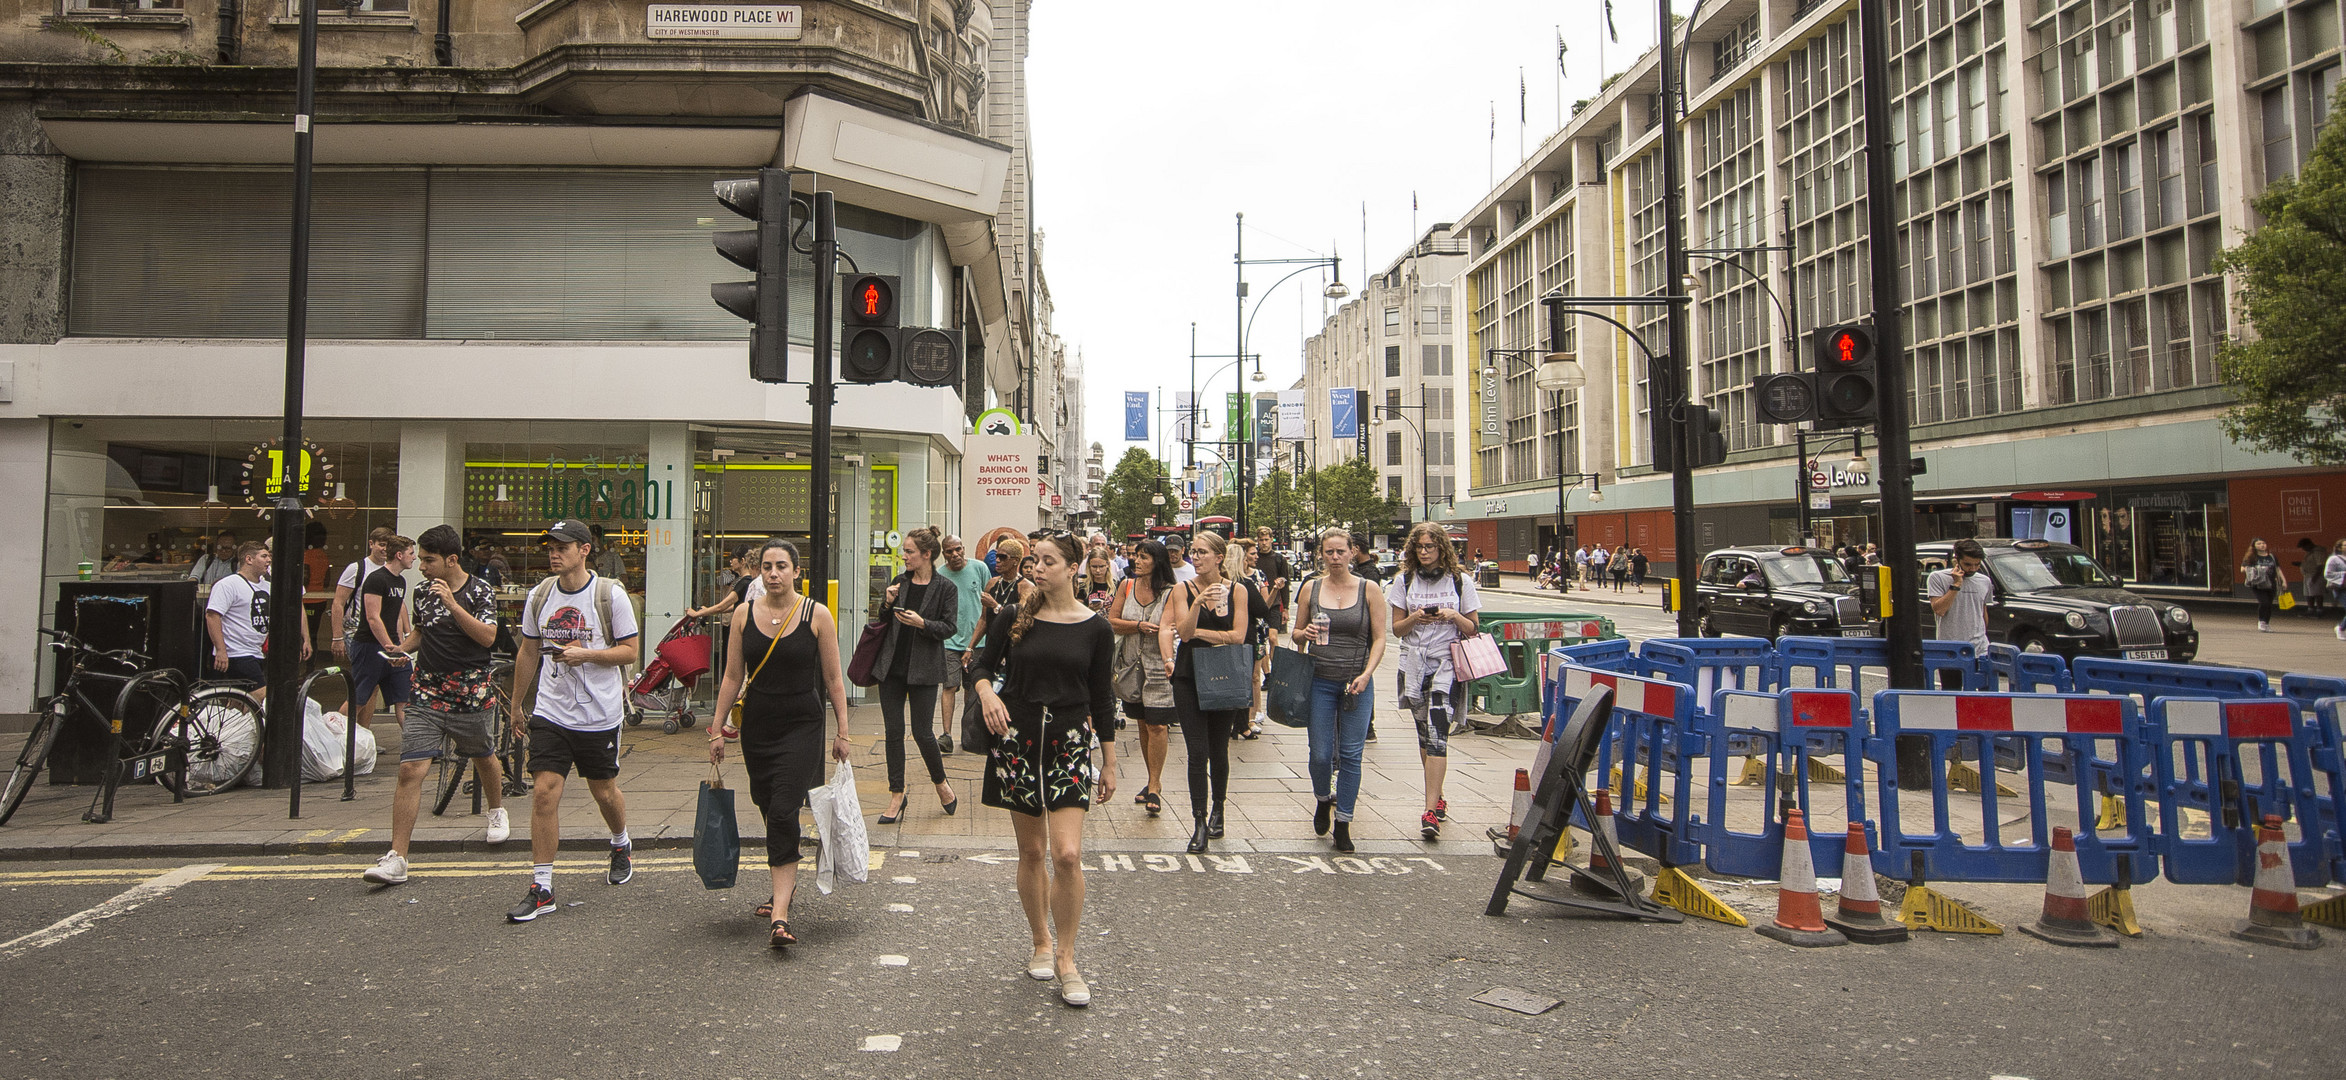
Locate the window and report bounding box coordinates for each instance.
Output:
[1384,308,1402,335]
[2192,112,2218,217]
[1386,431,1403,467]
[2264,89,2296,184]
[1421,344,1453,376]
[1384,346,1401,378]
[1963,66,1987,149]
[1386,476,1403,499]
[2148,126,2183,227]
[2307,65,2342,139]
[1427,387,1455,421]
[286,0,410,12]
[2074,154,2104,250]
[2113,142,2142,240]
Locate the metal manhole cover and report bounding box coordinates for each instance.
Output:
[1470,986,1560,1016]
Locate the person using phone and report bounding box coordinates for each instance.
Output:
[353,535,418,733]
[1389,522,1480,843]
[1927,538,1993,688]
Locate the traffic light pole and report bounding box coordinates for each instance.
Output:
[810,191,837,609]
[1656,0,1699,638]
[1858,1,1931,784]
[271,0,319,801]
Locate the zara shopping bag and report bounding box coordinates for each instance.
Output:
[693,764,741,890]
[1262,644,1314,727]
[1190,643,1255,711]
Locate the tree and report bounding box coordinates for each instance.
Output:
[1097,447,1172,541]
[1247,467,1311,542]
[1313,457,1408,538]
[1199,492,1238,519]
[2213,84,2346,464]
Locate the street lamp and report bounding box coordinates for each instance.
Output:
[1233,211,1346,539]
[1488,344,1598,560]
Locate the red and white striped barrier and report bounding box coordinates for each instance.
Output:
[2160,699,2295,740]
[1896,694,2125,734]
[1559,667,1681,719]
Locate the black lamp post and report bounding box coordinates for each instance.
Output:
[1373,403,1433,525]
[1233,212,1347,541]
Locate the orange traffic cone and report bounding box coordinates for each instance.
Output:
[2233,814,2324,951]
[2019,826,2120,948]
[1494,768,1533,857]
[1570,785,1646,900]
[1822,822,1908,944]
[1756,808,1848,947]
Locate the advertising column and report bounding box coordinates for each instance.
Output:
[963,409,1042,550]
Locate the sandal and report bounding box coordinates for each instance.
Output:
[768,919,796,948]
[753,898,774,919]
[1140,789,1162,816]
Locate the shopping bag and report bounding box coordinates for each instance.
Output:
[1190,643,1255,711]
[1449,633,1508,681]
[693,765,740,890]
[845,619,890,687]
[960,679,993,756]
[1263,645,1315,728]
[2279,590,2298,611]
[807,761,869,895]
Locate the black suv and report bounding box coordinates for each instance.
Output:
[1694,546,1873,640]
[1914,539,2198,661]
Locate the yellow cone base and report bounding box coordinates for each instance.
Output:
[1946,759,2018,797]
[2086,884,2144,937]
[1652,866,1747,927]
[1805,758,1847,784]
[2094,793,2126,833]
[1736,756,1846,787]
[1550,827,1576,865]
[1607,767,1661,806]
[2302,894,2346,929]
[1896,884,2005,935]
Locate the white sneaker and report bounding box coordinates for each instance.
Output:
[485,806,512,844]
[2259,621,2271,633]
[362,851,408,885]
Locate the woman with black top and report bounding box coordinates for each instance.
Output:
[2240,537,2287,632]
[968,532,1118,1008]
[1294,527,1388,853]
[871,527,960,825]
[1171,531,1251,854]
[1108,540,1178,815]
[708,539,851,949]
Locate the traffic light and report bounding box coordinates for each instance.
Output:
[839,274,900,384]
[1813,324,1878,428]
[1751,371,1817,425]
[1647,355,1678,472]
[711,168,789,384]
[1690,403,1728,467]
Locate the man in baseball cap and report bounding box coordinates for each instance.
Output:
[543,519,593,545]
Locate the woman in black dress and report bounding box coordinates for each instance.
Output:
[969,532,1118,1008]
[709,539,852,949]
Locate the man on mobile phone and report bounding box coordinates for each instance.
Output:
[505,519,640,922]
[364,525,510,886]
[1927,538,1993,689]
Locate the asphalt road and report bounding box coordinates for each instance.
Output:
[3,847,2341,1080]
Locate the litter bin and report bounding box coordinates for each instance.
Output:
[1477,561,1500,588]
[48,580,201,784]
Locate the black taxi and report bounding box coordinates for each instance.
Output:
[1914,539,2198,661]
[1694,546,1872,640]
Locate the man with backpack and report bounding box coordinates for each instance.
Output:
[506,519,641,922]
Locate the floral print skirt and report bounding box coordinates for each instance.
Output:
[982,707,1096,815]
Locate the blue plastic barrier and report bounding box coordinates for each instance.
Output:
[2149,697,2334,887]
[1640,638,1778,715]
[2313,698,2346,885]
[1775,636,1991,700]
[2282,674,2346,719]
[1701,688,1869,878]
[1869,691,2156,884]
[2069,656,2269,704]
[1987,644,2073,693]
[1553,665,1704,868]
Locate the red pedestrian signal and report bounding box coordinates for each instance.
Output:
[1811,324,1877,429]
[845,274,897,328]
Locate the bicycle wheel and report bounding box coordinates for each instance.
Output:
[149,688,263,796]
[0,705,61,826]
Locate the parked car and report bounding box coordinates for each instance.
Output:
[1914,539,2198,661]
[1694,546,1874,640]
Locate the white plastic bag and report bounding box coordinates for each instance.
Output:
[805,761,868,895]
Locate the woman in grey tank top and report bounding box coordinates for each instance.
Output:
[1292,527,1387,853]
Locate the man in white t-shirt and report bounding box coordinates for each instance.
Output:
[506,519,641,922]
[205,541,310,702]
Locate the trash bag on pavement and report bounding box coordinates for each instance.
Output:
[806,761,869,895]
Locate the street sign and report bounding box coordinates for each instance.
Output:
[1179,496,1195,511]
[1810,469,1830,491]
[1810,492,1832,511]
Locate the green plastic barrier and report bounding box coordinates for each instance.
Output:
[1464,613,1621,734]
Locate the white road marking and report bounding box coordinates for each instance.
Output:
[861,1035,902,1052]
[1,863,222,957]
[877,955,909,966]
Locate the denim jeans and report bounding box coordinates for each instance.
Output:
[1306,674,1373,822]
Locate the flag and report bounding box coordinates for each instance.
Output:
[1174,391,1196,443]
[1604,0,1617,43]
[1330,387,1359,439]
[1277,389,1306,440]
[1519,68,1526,123]
[1558,28,1568,75]
[1489,102,1494,138]
[1123,391,1149,442]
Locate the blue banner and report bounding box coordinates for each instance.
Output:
[1330,387,1359,439]
[1123,391,1149,441]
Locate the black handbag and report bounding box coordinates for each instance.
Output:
[1190,643,1254,711]
[1263,645,1314,727]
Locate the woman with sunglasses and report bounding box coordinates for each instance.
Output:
[968,532,1118,1007]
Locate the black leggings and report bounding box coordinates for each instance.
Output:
[2254,587,2277,623]
[1172,677,1242,819]
[878,678,944,793]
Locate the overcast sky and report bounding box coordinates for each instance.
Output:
[1028,1,1668,459]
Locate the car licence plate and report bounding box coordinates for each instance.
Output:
[2122,648,2168,661]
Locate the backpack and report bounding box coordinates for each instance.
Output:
[523,573,626,652]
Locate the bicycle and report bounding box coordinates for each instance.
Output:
[431,659,531,817]
[1,628,264,826]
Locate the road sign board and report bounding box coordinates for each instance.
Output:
[1179,496,1194,511]
[1809,492,1833,511]
[1809,468,1830,491]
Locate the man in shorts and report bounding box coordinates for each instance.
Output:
[204,541,309,703]
[363,525,510,886]
[350,535,417,735]
[934,534,992,754]
[506,519,640,922]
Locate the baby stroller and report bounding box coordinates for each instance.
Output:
[627,616,713,735]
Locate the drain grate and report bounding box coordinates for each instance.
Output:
[923,853,961,864]
[1470,986,1561,1016]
